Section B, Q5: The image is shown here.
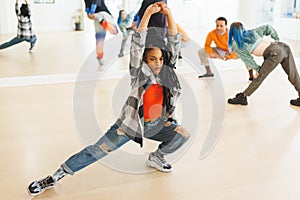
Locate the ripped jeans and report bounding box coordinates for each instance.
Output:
[61,120,189,175]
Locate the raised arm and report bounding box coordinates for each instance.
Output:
[137,3,161,33]
[130,3,162,78]
[15,0,19,15]
[158,2,177,36]
[254,24,279,42]
[158,2,180,65]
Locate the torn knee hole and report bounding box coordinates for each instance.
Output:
[164,121,172,127]
[117,128,125,136]
[100,143,112,153]
[174,126,190,138]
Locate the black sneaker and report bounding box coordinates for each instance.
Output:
[228,93,248,105]
[198,73,214,79]
[28,175,56,196]
[249,77,254,81]
[290,97,300,106]
[146,152,172,172]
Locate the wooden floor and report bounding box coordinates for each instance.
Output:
[0,30,300,200]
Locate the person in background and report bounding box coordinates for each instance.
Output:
[117,8,139,57]
[197,17,252,80]
[176,23,190,59]
[0,0,37,53]
[27,2,189,196]
[227,22,300,107]
[84,0,118,65]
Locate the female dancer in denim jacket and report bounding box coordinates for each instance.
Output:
[227,22,300,107]
[28,2,189,196]
[117,9,138,57]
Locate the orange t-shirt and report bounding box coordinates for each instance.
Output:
[204,28,237,59]
[143,84,163,120]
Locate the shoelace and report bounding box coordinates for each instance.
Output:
[38,176,53,189]
[156,153,167,164]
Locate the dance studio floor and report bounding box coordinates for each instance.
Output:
[0,29,300,200]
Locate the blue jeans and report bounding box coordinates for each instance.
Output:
[143,118,189,154]
[0,35,36,50]
[61,120,189,175]
[119,28,134,53]
[61,123,130,175]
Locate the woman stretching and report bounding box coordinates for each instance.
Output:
[227,22,300,107]
[27,2,189,196]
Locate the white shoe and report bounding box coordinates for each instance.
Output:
[27,175,56,196]
[146,152,172,172]
[97,58,104,65]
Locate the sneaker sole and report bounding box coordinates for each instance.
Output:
[198,75,214,79]
[290,103,300,107]
[27,183,55,196]
[27,187,47,196]
[228,101,248,105]
[198,77,214,80]
[146,159,172,173]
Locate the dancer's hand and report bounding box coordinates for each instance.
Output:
[145,2,161,15]
[88,14,95,20]
[158,2,171,16]
[254,71,259,79]
[209,53,217,58]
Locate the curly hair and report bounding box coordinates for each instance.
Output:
[143,28,173,68]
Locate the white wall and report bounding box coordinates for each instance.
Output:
[0,0,18,33]
[0,0,279,34]
[238,0,275,29]
[273,0,300,40]
[238,0,257,28]
[198,0,239,29]
[168,0,239,30]
[0,0,84,33]
[168,0,202,28]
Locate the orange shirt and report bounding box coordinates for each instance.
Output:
[143,84,163,120]
[204,28,237,59]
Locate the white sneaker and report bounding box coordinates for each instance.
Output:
[146,152,172,172]
[27,175,56,196]
[97,58,104,65]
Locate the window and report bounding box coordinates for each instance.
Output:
[34,0,55,4]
